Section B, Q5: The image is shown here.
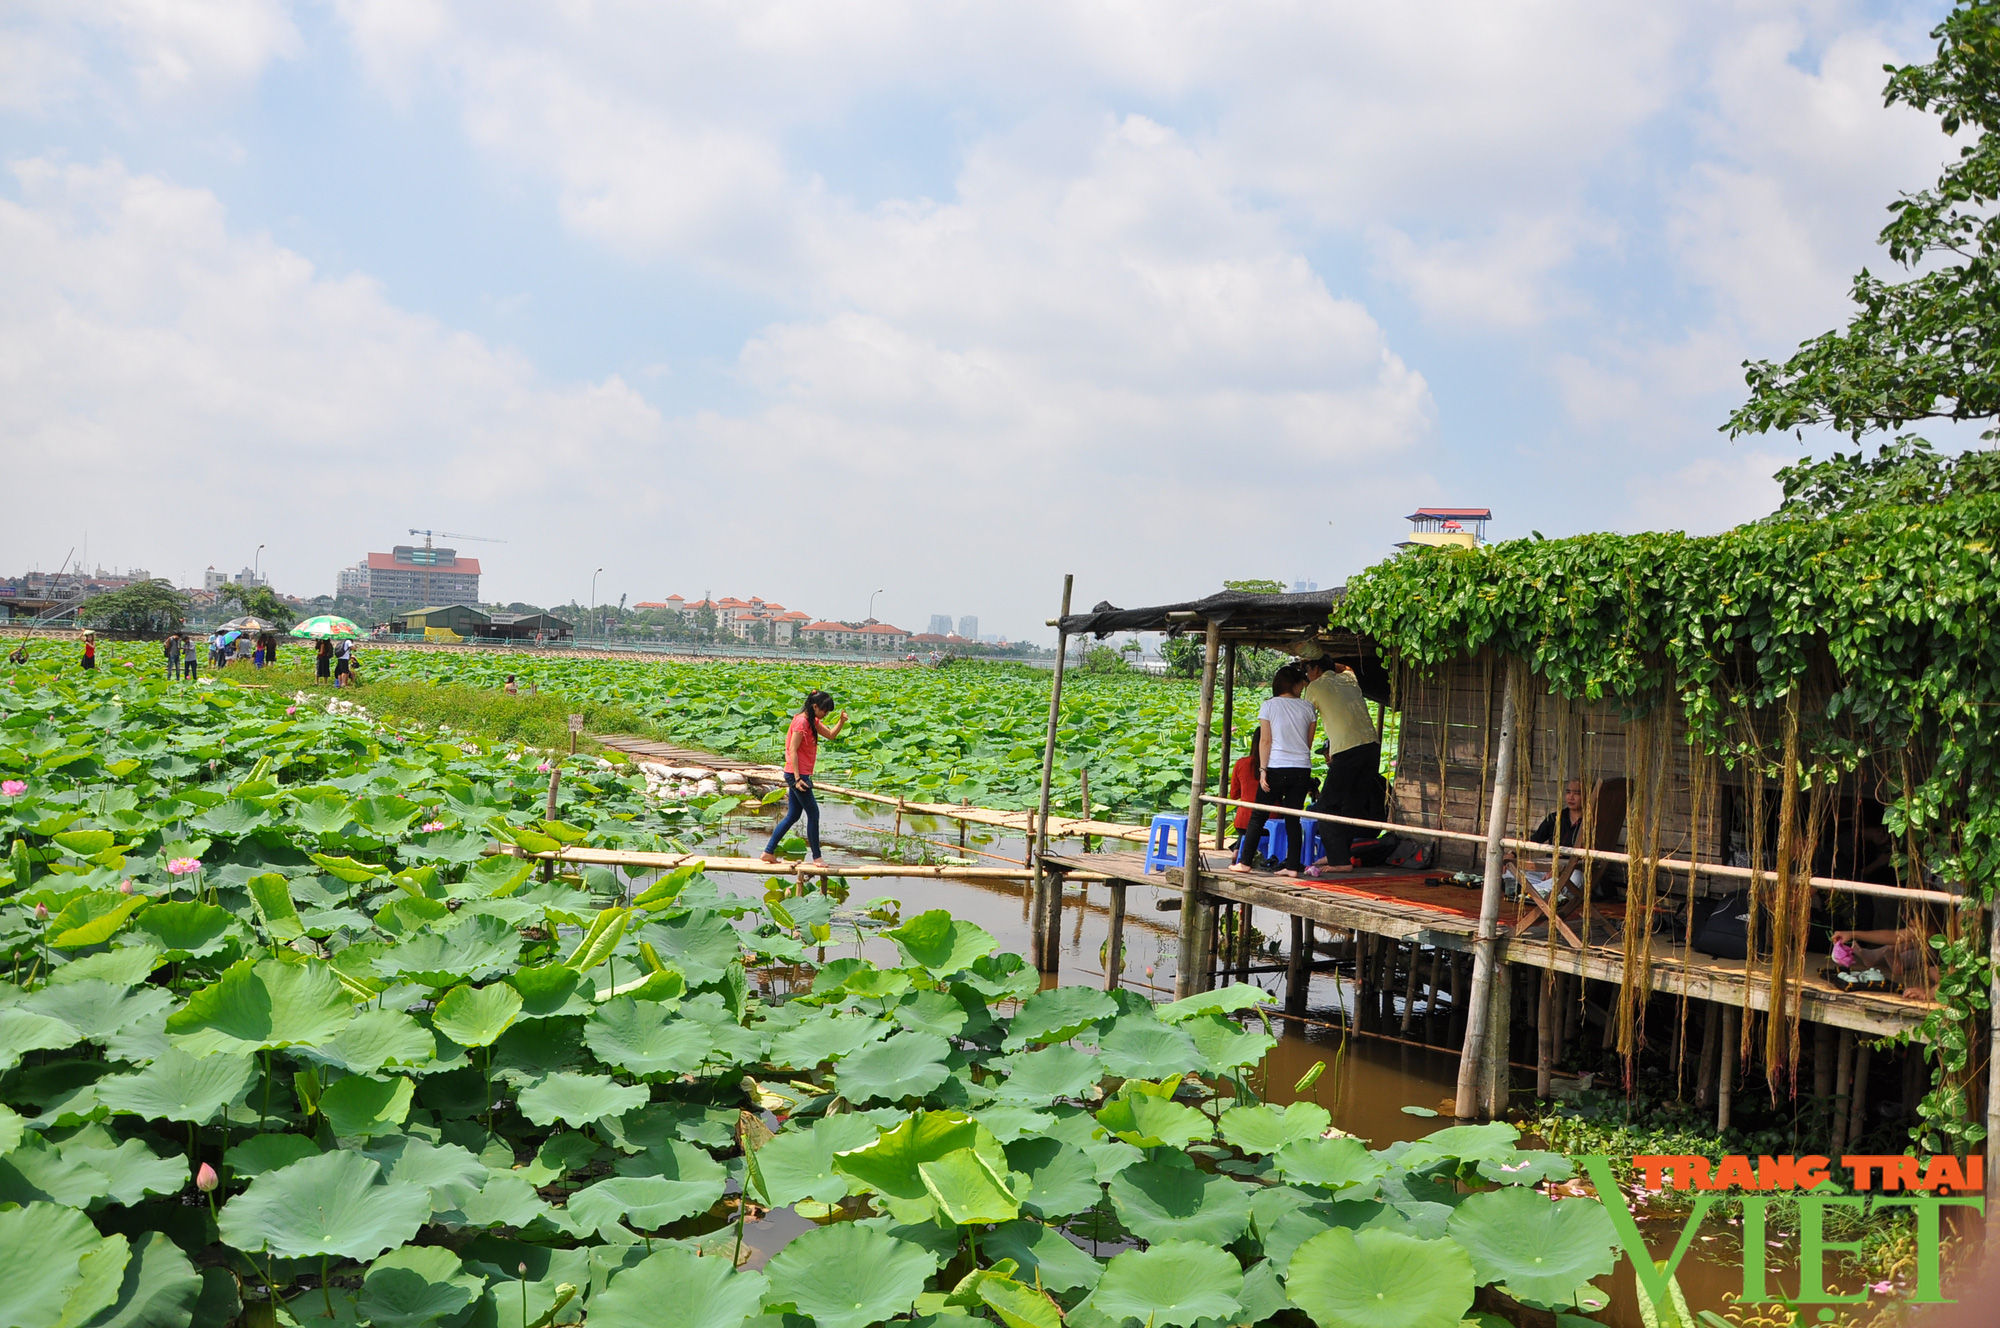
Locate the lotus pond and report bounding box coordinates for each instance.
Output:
[1,645,1682,1328]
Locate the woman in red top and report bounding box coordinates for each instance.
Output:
[759,690,847,865]
[1230,741,1262,865]
[81,631,97,671]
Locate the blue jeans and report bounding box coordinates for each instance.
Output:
[765,773,822,858]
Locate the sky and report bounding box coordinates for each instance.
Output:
[0,1,1977,642]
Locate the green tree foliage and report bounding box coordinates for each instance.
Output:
[1730,1,2000,440]
[218,582,297,629]
[76,580,188,632]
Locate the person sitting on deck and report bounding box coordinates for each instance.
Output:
[1298,651,1379,875]
[1503,778,1587,905]
[1831,923,1938,993]
[1231,666,1315,878]
[1229,740,1263,866]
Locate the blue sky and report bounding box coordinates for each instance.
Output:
[0,1,1975,639]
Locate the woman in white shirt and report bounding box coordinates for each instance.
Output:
[1230,666,1317,876]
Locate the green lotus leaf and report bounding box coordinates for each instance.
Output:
[1000,1136,1101,1219]
[359,1244,484,1328]
[0,1006,85,1072]
[1152,981,1275,1024]
[360,1137,488,1213]
[54,1130,186,1206]
[520,1130,601,1185]
[22,979,173,1045]
[458,854,537,899]
[491,1017,586,1084]
[1094,1016,1206,1079]
[48,944,163,989]
[918,1145,1019,1224]
[1094,1092,1212,1148]
[1275,1137,1391,1192]
[1178,1011,1277,1069]
[246,872,305,943]
[590,1245,768,1328]
[315,1008,437,1074]
[0,1104,21,1156]
[433,982,524,1049]
[132,901,235,958]
[97,1047,257,1124]
[748,1112,879,1206]
[352,795,421,838]
[984,1219,1104,1293]
[190,799,271,837]
[375,914,520,988]
[637,910,742,985]
[453,1172,556,1230]
[764,1222,935,1328]
[1107,1157,1251,1246]
[0,1133,113,1208]
[73,1228,202,1328]
[968,1272,1064,1328]
[506,964,586,1018]
[1474,1150,1576,1186]
[1091,1239,1243,1328]
[311,853,385,884]
[61,1232,134,1328]
[49,891,149,948]
[0,1202,109,1327]
[993,1044,1102,1105]
[882,909,998,976]
[1444,1187,1618,1304]
[833,1109,1009,1203]
[224,1133,322,1177]
[53,829,117,857]
[165,958,355,1056]
[768,1012,888,1068]
[567,1173,726,1235]
[972,1105,1055,1144]
[833,1032,952,1104]
[1219,1100,1333,1155]
[290,793,355,836]
[584,996,712,1076]
[892,989,970,1038]
[1003,986,1117,1049]
[516,1072,648,1128]
[1286,1227,1475,1328]
[1397,1122,1520,1170]
[614,1137,727,1184]
[318,1073,415,1138]
[217,1148,429,1261]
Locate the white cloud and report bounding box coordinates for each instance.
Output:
[1370,214,1614,331]
[0,0,299,111]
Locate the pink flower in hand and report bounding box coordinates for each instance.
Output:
[195,1163,218,1192]
[1,780,25,797]
[421,820,447,833]
[167,857,200,875]
[1871,1282,1893,1295]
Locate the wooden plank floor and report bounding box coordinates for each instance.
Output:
[1045,848,1935,1036]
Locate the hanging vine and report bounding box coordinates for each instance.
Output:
[1335,440,2000,1154]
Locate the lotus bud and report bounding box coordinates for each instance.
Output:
[518,1262,528,1277]
[34,903,48,921]
[195,1162,218,1192]
[119,879,134,895]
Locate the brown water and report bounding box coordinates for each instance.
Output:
[701,795,1875,1325]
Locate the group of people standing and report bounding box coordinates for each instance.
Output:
[161,630,283,677]
[1230,651,1382,878]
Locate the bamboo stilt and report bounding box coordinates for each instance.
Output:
[1847,1041,1872,1148]
[1537,969,1555,1099]
[1286,916,1310,1015]
[1103,883,1126,993]
[1173,620,1223,999]
[1456,656,1521,1118]
[1029,575,1073,974]
[1833,1030,1855,1154]
[1696,1002,1721,1109]
[1718,1006,1740,1133]
[1399,945,1422,1034]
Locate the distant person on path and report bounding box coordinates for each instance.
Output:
[264,633,278,665]
[504,674,518,696]
[1231,666,1315,877]
[252,634,266,669]
[1300,654,1380,874]
[315,638,332,683]
[81,631,97,671]
[333,636,354,687]
[759,689,847,866]
[182,636,197,680]
[1229,738,1263,866]
[164,633,182,678]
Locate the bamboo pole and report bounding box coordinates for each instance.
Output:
[1696,1002,1720,1109]
[1482,960,1512,1118]
[1030,575,1074,974]
[1456,657,1521,1119]
[1833,1030,1855,1153]
[1987,903,2000,1230]
[1174,619,1223,999]
[1104,883,1127,993]
[1216,644,1237,848]
[1400,945,1422,1034]
[1537,969,1556,1099]
[1718,1006,1740,1133]
[1847,1040,1872,1148]
[1425,948,1445,1042]
[1287,917,1311,1015]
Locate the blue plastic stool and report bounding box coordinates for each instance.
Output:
[1144,814,1190,874]
[1260,819,1324,868]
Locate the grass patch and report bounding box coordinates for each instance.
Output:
[255,662,670,752]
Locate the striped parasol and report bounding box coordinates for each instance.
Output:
[289,615,364,639]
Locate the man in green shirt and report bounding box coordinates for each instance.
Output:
[1300,656,1380,873]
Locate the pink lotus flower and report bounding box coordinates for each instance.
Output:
[195,1163,218,1192]
[421,820,447,833]
[34,903,48,921]
[536,760,553,773]
[0,780,24,797]
[167,858,200,875]
[286,706,297,715]
[118,880,134,895]
[1871,1282,1893,1295]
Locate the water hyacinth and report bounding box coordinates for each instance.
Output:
[0,641,1630,1328]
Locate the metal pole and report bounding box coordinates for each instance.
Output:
[1455,654,1520,1118]
[1174,620,1222,999]
[1029,575,1073,973]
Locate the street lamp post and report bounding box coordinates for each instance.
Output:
[255,545,264,584]
[867,588,885,623]
[590,569,603,640]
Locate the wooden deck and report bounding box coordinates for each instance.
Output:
[1042,848,1935,1036]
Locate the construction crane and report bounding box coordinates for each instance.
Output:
[408,529,506,554]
